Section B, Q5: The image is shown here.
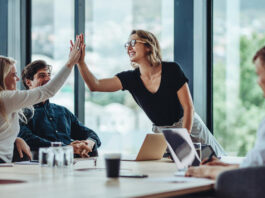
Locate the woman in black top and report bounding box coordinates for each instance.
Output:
[76,30,225,157]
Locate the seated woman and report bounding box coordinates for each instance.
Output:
[75,30,225,157]
[0,35,81,163]
[185,46,265,179]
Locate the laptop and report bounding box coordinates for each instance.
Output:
[160,128,201,171]
[121,133,167,161]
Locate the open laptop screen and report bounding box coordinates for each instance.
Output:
[162,128,200,169]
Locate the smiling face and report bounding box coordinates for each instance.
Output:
[126,34,150,64]
[4,65,20,90]
[26,68,51,89]
[254,57,265,97]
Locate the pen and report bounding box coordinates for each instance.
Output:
[202,152,215,164]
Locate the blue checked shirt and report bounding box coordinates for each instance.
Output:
[18,100,101,151]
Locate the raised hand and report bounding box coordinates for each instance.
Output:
[70,33,86,65]
[79,33,86,65]
[67,35,82,68]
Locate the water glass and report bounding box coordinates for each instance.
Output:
[62,146,74,167]
[39,147,53,167]
[51,147,64,167]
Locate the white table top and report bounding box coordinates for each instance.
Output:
[0,158,214,198]
[220,156,245,164]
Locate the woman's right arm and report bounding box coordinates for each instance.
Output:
[2,66,71,114]
[76,34,122,92]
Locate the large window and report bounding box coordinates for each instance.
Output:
[213,0,265,156]
[84,0,174,154]
[31,0,173,154]
[31,0,75,112]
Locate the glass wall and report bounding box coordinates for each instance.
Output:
[84,0,174,154]
[30,0,173,154]
[31,0,75,112]
[213,0,265,156]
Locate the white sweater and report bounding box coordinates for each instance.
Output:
[0,66,71,162]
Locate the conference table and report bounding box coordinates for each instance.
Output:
[0,158,215,198]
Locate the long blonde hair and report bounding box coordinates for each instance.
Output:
[0,56,33,123]
[130,30,162,68]
[0,56,15,120]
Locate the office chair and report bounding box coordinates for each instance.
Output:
[215,166,265,198]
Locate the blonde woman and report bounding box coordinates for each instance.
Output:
[76,30,225,157]
[0,36,81,163]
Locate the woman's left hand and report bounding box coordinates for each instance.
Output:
[15,137,32,160]
[67,35,82,67]
[70,33,86,65]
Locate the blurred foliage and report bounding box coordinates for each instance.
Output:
[214,33,265,156]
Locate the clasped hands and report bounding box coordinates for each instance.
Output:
[70,139,95,158]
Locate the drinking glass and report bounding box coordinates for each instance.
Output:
[39,147,54,167]
[62,146,74,167]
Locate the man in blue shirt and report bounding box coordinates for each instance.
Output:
[18,60,101,158]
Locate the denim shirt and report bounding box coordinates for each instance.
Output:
[18,100,101,151]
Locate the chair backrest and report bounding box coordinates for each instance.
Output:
[215,166,265,198]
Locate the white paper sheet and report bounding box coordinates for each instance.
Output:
[148,176,213,183]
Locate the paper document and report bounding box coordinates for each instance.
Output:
[148,176,213,183]
[14,161,39,165]
[174,168,187,176]
[0,163,13,167]
[220,156,245,164]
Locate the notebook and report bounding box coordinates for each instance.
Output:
[121,133,167,161]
